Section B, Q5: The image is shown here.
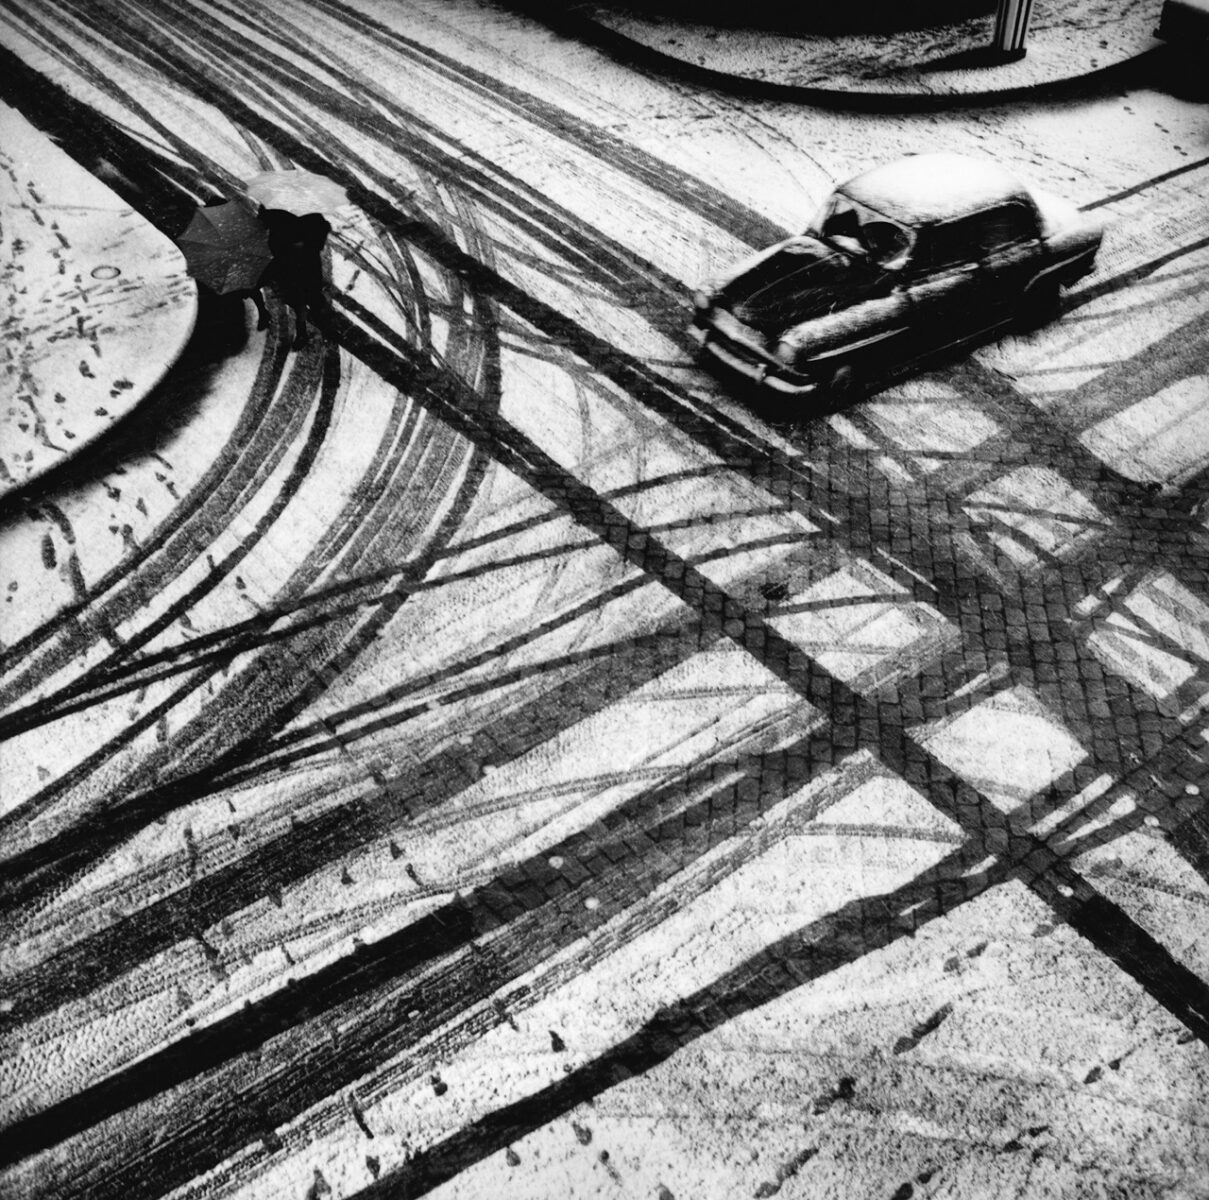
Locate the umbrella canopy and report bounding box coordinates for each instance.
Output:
[175,201,272,294]
[245,169,350,216]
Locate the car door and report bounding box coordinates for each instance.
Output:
[975,200,1043,324]
[903,216,983,354]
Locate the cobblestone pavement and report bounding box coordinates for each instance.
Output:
[0,2,1207,1199]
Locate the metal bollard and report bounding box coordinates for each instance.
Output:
[993,0,1035,55]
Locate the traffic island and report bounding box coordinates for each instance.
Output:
[0,102,197,500]
[555,0,1163,98]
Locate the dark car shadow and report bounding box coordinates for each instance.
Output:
[697,362,862,431]
[745,383,859,430]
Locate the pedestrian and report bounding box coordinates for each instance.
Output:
[258,207,332,348]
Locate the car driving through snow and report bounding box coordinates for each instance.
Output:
[691,151,1104,400]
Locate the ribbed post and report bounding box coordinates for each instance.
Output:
[992,0,1035,54]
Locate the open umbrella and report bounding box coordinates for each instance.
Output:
[174,200,272,294]
[245,168,350,216]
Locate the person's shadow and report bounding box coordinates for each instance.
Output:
[243,209,332,348]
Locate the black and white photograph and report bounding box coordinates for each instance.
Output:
[1,1,1207,1197]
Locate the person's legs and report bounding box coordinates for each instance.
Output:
[287,278,328,348]
[249,287,270,331]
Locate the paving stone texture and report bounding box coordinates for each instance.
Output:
[0,2,1207,1200]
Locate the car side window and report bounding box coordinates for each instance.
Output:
[976,201,1040,255]
[918,215,983,272]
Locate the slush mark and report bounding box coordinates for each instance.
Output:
[811,1076,855,1115]
[349,1092,373,1138]
[755,1145,817,1196]
[893,1002,954,1054]
[493,997,519,1030]
[599,1149,621,1183]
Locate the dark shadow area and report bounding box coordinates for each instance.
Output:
[1145,44,1209,101]
[915,43,1028,72]
[723,375,855,430]
[582,0,995,35]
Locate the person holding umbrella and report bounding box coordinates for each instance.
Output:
[246,168,348,349]
[175,167,348,349]
[257,209,331,349]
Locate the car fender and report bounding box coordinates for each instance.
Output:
[1030,189,1103,281]
[1041,222,1104,286]
[774,293,909,365]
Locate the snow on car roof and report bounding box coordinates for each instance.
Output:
[838,152,1029,226]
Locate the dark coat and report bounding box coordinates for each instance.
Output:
[258,209,331,305]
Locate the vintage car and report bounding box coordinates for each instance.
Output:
[691,152,1103,397]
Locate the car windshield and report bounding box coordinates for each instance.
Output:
[810,195,913,269]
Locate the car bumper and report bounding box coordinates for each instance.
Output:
[691,308,819,397]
